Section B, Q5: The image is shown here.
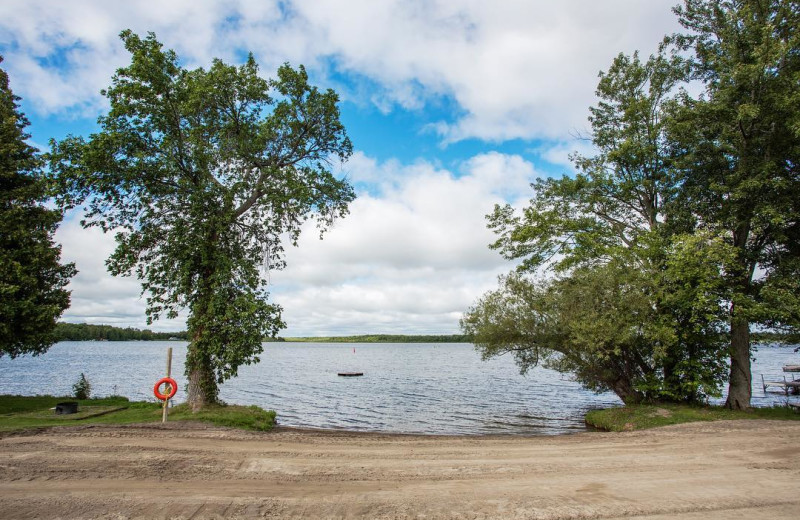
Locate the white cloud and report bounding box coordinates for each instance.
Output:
[7,1,684,334]
[54,214,188,331]
[52,152,540,334]
[1,0,681,142]
[535,138,598,171]
[270,152,539,334]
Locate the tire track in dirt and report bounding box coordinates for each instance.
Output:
[0,420,798,519]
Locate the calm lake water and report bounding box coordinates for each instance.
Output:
[1,341,797,435]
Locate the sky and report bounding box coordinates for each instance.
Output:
[0,0,683,335]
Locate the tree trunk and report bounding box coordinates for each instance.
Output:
[662,353,679,400]
[185,270,219,411]
[725,220,754,411]
[185,341,218,411]
[725,317,751,410]
[612,376,644,405]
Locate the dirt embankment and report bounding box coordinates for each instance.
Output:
[1,420,799,519]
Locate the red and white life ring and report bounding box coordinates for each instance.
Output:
[153,377,178,400]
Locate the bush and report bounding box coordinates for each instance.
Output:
[72,373,91,400]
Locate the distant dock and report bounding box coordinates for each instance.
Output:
[762,374,800,396]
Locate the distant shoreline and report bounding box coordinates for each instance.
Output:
[280,335,472,343]
[55,323,471,343]
[55,322,796,345]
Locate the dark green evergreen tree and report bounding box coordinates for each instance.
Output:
[0,56,76,358]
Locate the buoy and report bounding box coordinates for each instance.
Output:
[153,377,178,400]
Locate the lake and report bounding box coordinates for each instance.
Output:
[1,341,797,435]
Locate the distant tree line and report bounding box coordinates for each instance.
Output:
[751,332,800,345]
[282,334,473,343]
[55,323,188,342]
[54,325,470,344]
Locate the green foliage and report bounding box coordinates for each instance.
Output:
[667,0,800,408]
[48,32,355,407]
[462,258,726,404]
[470,0,800,410]
[752,331,800,345]
[0,56,76,359]
[488,50,684,272]
[72,373,91,400]
[471,45,729,404]
[51,325,470,344]
[585,403,800,432]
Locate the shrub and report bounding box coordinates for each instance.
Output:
[72,373,91,400]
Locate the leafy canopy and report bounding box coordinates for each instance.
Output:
[49,32,355,402]
[467,44,734,404]
[667,0,800,408]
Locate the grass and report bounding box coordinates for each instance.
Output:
[0,394,276,433]
[585,402,800,432]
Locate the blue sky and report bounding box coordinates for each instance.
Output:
[0,0,681,335]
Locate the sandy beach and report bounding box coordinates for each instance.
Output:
[1,420,798,519]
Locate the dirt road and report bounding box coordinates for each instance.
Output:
[1,420,798,519]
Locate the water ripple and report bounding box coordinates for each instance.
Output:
[1,342,797,434]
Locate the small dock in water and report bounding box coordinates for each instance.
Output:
[761,376,800,395]
[762,364,800,396]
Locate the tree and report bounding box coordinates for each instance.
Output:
[0,56,76,358]
[668,0,800,409]
[475,50,729,403]
[49,32,354,409]
[487,50,685,272]
[72,373,91,400]
[463,261,666,404]
[463,237,731,404]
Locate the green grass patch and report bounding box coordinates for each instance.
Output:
[0,395,131,415]
[167,403,277,431]
[0,395,276,433]
[585,403,800,432]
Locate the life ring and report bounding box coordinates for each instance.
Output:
[153,377,178,400]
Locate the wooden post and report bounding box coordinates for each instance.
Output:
[162,347,173,423]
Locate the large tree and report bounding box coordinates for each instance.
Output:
[487,51,684,272]
[462,236,732,405]
[0,56,76,358]
[49,32,354,409]
[669,0,800,409]
[475,50,729,403]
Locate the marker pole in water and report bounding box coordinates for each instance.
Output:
[162,347,172,423]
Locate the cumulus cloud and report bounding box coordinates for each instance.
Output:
[52,152,540,334]
[8,1,684,334]
[55,214,188,331]
[1,0,680,142]
[269,152,539,334]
